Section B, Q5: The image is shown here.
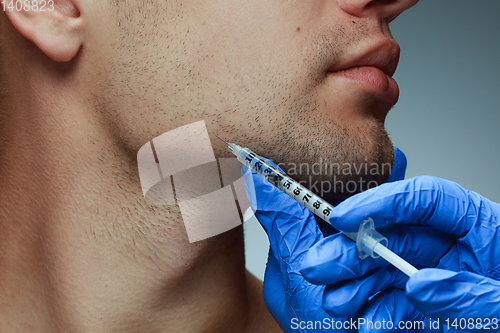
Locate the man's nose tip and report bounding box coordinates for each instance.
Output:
[337,0,419,22]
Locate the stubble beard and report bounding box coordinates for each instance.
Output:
[255,113,395,205]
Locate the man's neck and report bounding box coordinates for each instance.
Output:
[0,100,277,332]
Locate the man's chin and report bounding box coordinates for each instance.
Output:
[266,111,395,205]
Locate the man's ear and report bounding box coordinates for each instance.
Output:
[3,0,83,62]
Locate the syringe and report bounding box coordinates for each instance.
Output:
[218,136,418,277]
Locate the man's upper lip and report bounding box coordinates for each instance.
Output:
[328,39,401,77]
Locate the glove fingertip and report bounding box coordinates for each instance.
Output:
[406,268,456,296]
[298,262,322,285]
[385,146,407,183]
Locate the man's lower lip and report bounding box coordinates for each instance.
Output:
[328,66,399,104]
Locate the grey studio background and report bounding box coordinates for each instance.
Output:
[244,0,500,281]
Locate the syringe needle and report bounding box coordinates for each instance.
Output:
[216,135,239,154]
[215,135,229,145]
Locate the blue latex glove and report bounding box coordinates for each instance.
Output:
[242,158,344,333]
[301,172,500,332]
[242,147,407,332]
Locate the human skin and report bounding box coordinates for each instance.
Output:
[0,0,417,332]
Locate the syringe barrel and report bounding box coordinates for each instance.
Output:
[235,147,334,223]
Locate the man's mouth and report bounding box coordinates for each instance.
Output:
[326,39,401,106]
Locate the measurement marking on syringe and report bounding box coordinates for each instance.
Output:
[225,140,334,221]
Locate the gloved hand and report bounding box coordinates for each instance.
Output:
[242,158,341,333]
[300,170,500,332]
[242,147,407,332]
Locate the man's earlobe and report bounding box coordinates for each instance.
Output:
[3,0,83,62]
